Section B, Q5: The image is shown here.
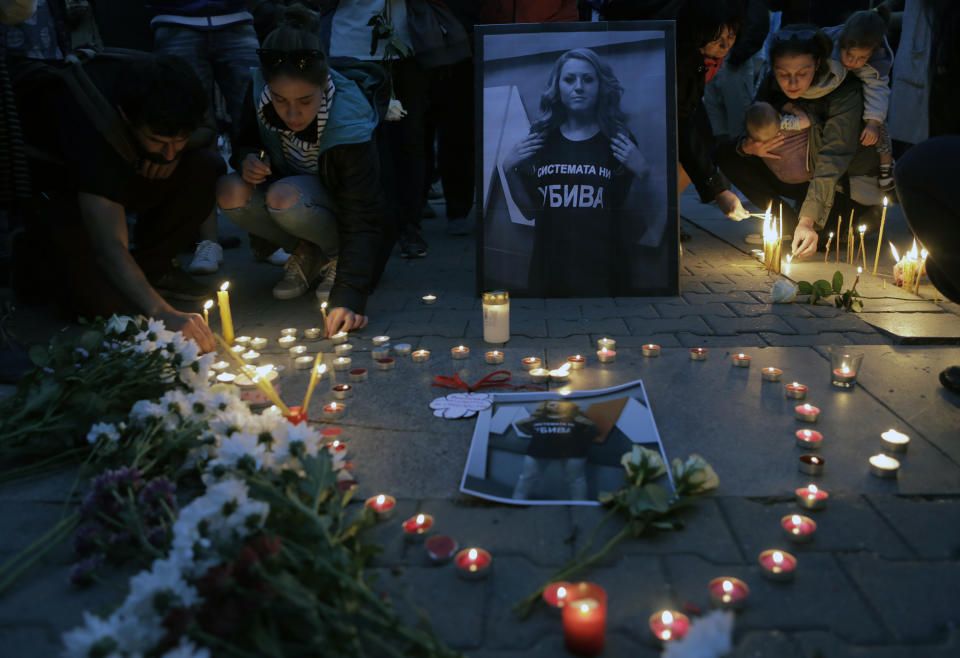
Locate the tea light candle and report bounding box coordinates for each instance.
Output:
[334,343,353,356]
[364,494,396,520]
[451,345,470,359]
[234,336,251,347]
[424,535,457,565]
[542,581,572,613]
[549,368,570,383]
[330,331,349,344]
[642,344,661,357]
[393,343,412,356]
[349,368,368,382]
[372,335,390,347]
[280,327,298,338]
[869,453,900,477]
[454,547,492,580]
[304,327,322,340]
[521,356,542,370]
[881,429,910,453]
[249,337,268,351]
[597,347,616,364]
[530,368,550,383]
[795,429,823,449]
[240,350,261,363]
[294,356,313,370]
[326,438,346,455]
[708,577,749,610]
[332,383,352,399]
[795,484,829,510]
[758,549,797,582]
[649,610,690,642]
[597,337,616,351]
[402,513,434,542]
[411,349,431,363]
[562,583,607,656]
[831,364,857,387]
[732,352,751,367]
[216,372,236,383]
[376,357,395,370]
[795,404,820,422]
[485,350,505,364]
[689,347,708,361]
[785,382,808,400]
[421,294,437,305]
[781,514,817,543]
[278,336,296,349]
[230,344,245,356]
[289,345,308,357]
[761,367,783,382]
[332,356,352,371]
[567,354,587,369]
[322,401,346,421]
[798,454,825,475]
[211,360,230,371]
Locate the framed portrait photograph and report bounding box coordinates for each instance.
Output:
[476,22,679,297]
[460,380,671,506]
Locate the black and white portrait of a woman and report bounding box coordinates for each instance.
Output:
[479,24,677,297]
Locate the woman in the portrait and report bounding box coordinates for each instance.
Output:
[502,48,655,296]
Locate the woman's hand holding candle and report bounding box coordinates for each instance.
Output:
[324,307,368,338]
[792,217,819,259]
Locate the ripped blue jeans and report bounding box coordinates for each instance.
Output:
[220,175,339,258]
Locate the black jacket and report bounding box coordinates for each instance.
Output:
[231,82,386,315]
[677,45,729,201]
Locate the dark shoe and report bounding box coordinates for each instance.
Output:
[447,216,474,236]
[878,164,895,192]
[399,227,428,259]
[940,366,960,395]
[218,235,243,249]
[422,203,437,219]
[149,267,212,301]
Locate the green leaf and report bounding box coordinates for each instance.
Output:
[814,280,833,296]
[832,271,844,293]
[796,281,813,294]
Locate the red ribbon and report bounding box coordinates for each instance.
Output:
[432,370,545,393]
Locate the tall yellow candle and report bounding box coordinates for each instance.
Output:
[217,282,234,344]
[320,301,329,338]
[872,196,888,275]
[846,210,855,264]
[301,354,326,412]
[203,299,213,325]
[835,215,842,264]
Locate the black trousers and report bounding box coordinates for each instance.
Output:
[895,135,960,304]
[428,58,475,219]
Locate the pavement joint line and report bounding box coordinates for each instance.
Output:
[860,495,922,561]
[830,552,899,644]
[714,497,750,564]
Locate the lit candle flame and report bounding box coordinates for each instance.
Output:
[773,551,784,564]
[907,239,919,261]
[807,484,818,495]
[791,515,802,526]
[883,196,888,208]
[889,241,901,263]
[722,580,733,594]
[662,610,673,625]
[468,548,478,561]
[580,602,591,615]
[858,224,866,235]
[557,586,567,600]
[376,495,385,505]
[415,514,425,525]
[203,299,213,311]
[220,281,229,292]
[320,301,328,310]
[857,266,862,275]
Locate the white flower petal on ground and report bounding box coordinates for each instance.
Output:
[661,610,734,658]
[429,393,493,419]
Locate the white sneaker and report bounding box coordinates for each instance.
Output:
[187,240,223,274]
[267,248,291,266]
[315,257,338,301]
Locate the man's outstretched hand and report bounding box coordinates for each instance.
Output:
[325,307,369,338]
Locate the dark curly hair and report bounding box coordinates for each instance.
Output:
[529,48,629,140]
[837,10,889,53]
[676,0,745,48]
[114,54,206,137]
[768,25,834,84]
[260,3,329,86]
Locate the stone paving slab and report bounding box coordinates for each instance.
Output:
[792,629,960,658]
[866,495,960,560]
[861,312,960,344]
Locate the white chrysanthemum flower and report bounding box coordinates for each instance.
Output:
[146,318,167,335]
[85,422,120,444]
[105,314,135,336]
[161,637,211,658]
[61,611,119,658]
[130,400,165,423]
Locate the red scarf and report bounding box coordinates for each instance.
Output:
[704,55,724,84]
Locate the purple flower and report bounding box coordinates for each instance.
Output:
[69,554,104,588]
[73,523,104,556]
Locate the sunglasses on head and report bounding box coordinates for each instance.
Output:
[256,48,322,72]
[772,29,819,43]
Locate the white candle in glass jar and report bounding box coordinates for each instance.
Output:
[482,291,510,343]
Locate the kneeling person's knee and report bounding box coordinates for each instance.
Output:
[266,182,302,211]
[216,174,252,210]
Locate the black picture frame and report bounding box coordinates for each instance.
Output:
[475,21,679,297]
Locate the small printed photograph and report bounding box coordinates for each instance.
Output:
[477,22,678,297]
[460,380,669,505]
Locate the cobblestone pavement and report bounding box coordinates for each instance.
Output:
[1,190,959,657]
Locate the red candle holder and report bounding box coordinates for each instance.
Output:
[761,367,783,382]
[708,577,749,610]
[401,513,434,542]
[567,354,587,369]
[348,368,368,382]
[781,514,817,543]
[758,549,797,582]
[285,405,308,425]
[795,429,823,449]
[785,382,808,400]
[562,582,607,656]
[795,484,829,510]
[332,384,352,400]
[542,581,572,614]
[642,344,661,357]
[364,494,396,520]
[425,535,457,566]
[798,454,825,475]
[454,547,492,580]
[649,610,691,642]
[731,352,751,368]
[795,403,820,422]
[689,347,708,361]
